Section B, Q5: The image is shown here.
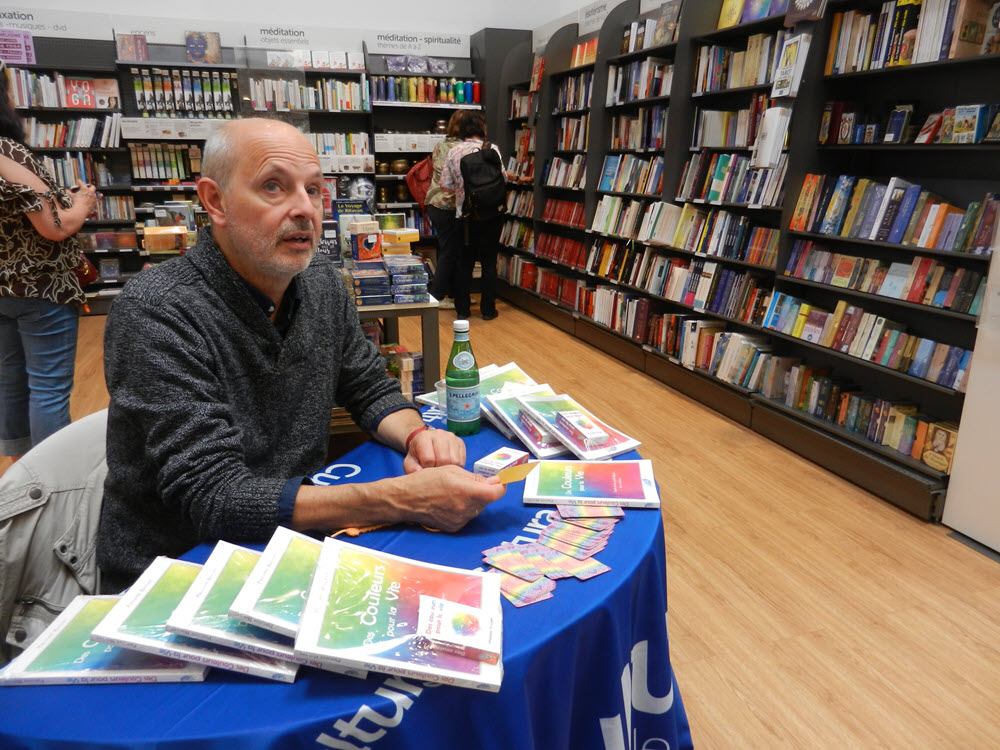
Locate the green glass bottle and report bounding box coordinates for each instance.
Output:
[445,320,480,435]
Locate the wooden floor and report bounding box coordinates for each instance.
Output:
[5,299,1000,748]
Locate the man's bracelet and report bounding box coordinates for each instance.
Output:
[404,424,431,452]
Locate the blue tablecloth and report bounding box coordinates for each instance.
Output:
[0,407,693,750]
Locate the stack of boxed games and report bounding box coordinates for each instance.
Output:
[383,254,429,304]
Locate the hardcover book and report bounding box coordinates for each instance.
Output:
[91,557,300,682]
[295,539,504,691]
[0,596,207,686]
[515,393,641,461]
[228,526,322,638]
[522,459,660,509]
[784,0,829,25]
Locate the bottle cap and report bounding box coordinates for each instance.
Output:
[453,320,470,333]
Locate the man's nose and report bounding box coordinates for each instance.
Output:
[289,186,318,217]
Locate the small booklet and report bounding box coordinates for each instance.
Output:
[522,459,660,509]
[515,393,641,460]
[91,557,300,683]
[0,596,206,686]
[166,541,362,677]
[414,595,501,665]
[228,526,322,638]
[295,538,504,691]
[484,383,571,459]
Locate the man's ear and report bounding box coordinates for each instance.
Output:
[197,177,227,227]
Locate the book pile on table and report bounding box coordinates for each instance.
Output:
[382,254,430,304]
[0,533,503,692]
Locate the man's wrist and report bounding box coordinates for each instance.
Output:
[404,424,432,452]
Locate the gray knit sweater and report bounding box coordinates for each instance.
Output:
[97,230,413,592]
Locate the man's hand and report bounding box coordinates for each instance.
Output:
[387,465,506,532]
[403,427,465,473]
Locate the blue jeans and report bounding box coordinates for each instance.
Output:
[0,297,79,455]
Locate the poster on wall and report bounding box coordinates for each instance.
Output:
[0,28,34,64]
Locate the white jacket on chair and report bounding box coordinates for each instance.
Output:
[0,409,108,665]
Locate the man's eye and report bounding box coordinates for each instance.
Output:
[307,186,321,196]
[263,182,281,192]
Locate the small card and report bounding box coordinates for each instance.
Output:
[493,459,537,484]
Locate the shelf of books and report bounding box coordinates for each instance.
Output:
[11,37,140,316]
[496,0,999,519]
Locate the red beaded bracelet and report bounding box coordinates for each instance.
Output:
[404,424,431,452]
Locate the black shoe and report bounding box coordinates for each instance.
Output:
[482,311,499,321]
[457,312,470,320]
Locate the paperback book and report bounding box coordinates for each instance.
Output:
[295,538,504,691]
[515,393,642,460]
[228,526,323,638]
[485,383,572,459]
[0,596,206,686]
[166,541,362,677]
[91,557,300,683]
[522,459,660,509]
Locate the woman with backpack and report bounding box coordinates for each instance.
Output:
[423,113,462,309]
[440,110,506,321]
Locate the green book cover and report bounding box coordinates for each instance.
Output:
[228,526,322,638]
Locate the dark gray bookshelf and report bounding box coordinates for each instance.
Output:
[496,1,997,521]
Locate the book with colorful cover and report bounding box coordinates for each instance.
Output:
[228,526,322,638]
[522,459,660,509]
[485,383,572,459]
[0,596,206,686]
[515,393,641,460]
[295,539,504,691]
[91,557,299,683]
[166,541,363,677]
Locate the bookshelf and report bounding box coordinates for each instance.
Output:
[495,1,997,520]
[12,37,139,316]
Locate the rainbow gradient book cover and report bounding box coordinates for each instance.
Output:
[168,541,362,677]
[295,539,503,691]
[0,596,206,686]
[229,526,322,638]
[91,557,299,683]
[515,393,641,460]
[522,459,660,508]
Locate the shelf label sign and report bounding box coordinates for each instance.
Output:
[579,0,624,35]
[364,29,469,57]
[244,24,362,52]
[0,6,110,40]
[109,14,242,46]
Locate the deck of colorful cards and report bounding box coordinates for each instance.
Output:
[482,505,623,607]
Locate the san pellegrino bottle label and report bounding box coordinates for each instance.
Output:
[447,385,480,423]
[452,351,475,370]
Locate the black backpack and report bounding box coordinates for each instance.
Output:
[459,141,507,221]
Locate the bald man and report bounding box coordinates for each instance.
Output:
[97,119,504,593]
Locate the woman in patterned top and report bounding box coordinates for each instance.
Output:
[0,61,98,459]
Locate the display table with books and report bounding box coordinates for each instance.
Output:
[0,409,691,750]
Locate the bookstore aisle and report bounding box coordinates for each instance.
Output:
[6,305,997,749]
